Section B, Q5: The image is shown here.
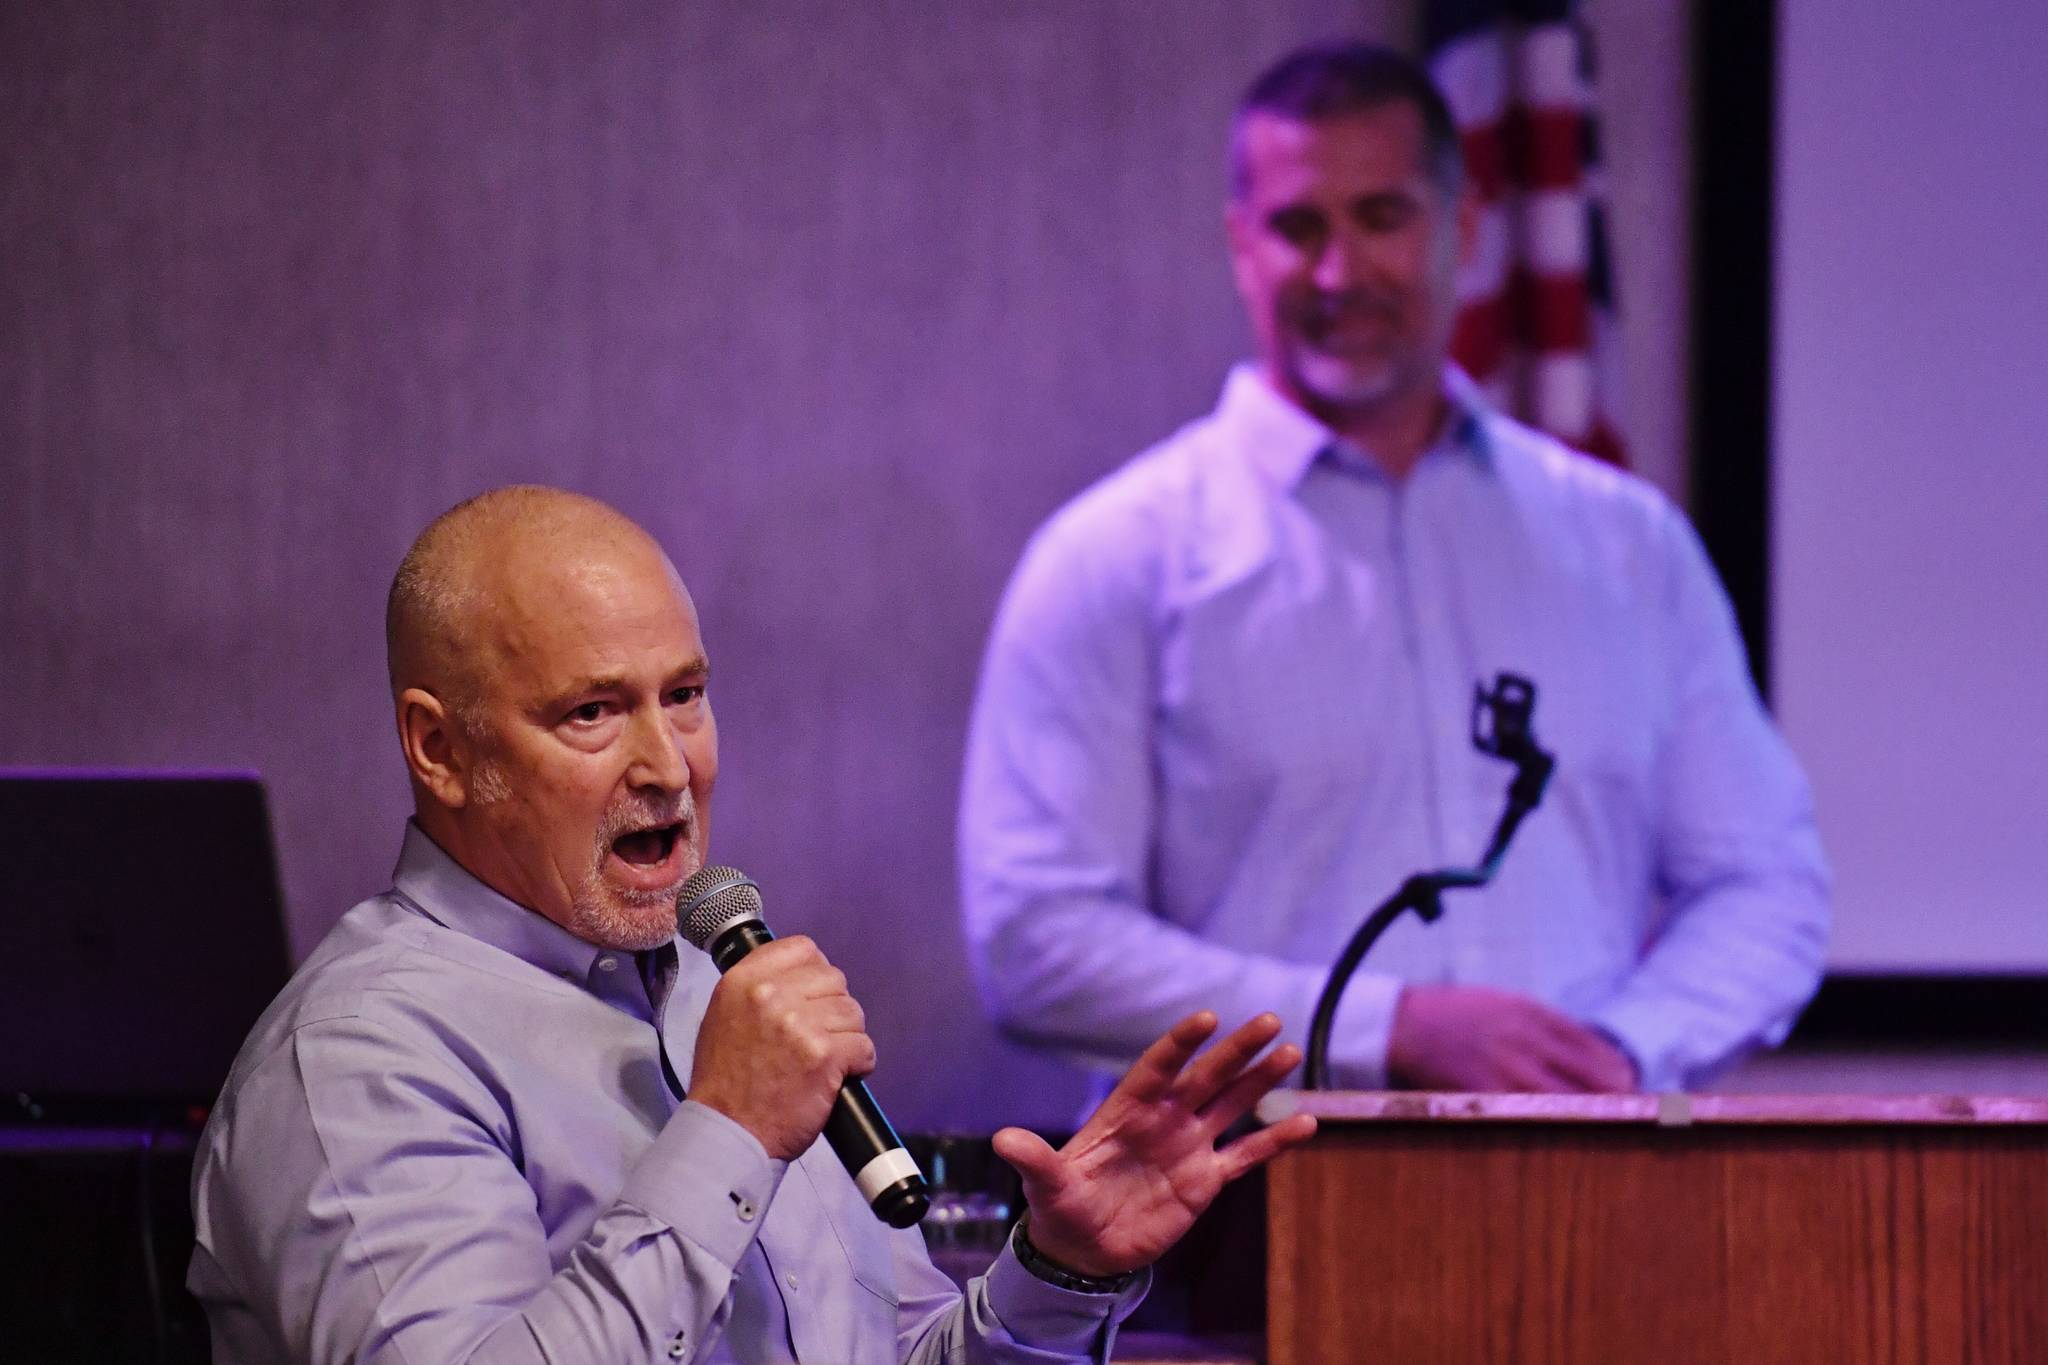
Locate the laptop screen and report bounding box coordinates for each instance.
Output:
[0,770,293,1119]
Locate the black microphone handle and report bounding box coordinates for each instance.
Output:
[822,1077,926,1228]
[705,917,930,1229]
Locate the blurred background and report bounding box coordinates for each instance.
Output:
[2,0,1711,1132]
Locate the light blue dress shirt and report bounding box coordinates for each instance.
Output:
[960,366,1830,1093]
[190,823,1141,1363]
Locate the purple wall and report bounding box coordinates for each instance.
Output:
[1,1,1398,1129]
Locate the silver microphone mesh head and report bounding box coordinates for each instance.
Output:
[676,864,763,948]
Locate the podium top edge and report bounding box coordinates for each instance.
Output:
[1257,1089,2048,1127]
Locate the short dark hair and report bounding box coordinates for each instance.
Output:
[1230,42,1465,200]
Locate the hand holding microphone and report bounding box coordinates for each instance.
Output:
[677,866,929,1227]
[674,864,1310,1259]
[686,933,876,1159]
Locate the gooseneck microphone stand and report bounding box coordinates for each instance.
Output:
[1303,673,1557,1091]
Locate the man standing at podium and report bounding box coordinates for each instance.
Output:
[959,43,1829,1096]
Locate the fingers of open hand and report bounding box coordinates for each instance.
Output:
[1104,1013,1298,1138]
[1006,1021,1314,1280]
[1114,1010,1220,1105]
[991,1125,1061,1186]
[1199,1038,1303,1135]
[1217,1111,1318,1182]
[1173,1012,1284,1113]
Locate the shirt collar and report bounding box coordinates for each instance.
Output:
[1214,361,1495,488]
[390,819,620,983]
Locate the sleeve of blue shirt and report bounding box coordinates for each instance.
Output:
[193,1010,1148,1364]
[897,1227,1150,1363]
[958,493,1401,1088]
[1588,508,1832,1091]
[190,1014,785,1364]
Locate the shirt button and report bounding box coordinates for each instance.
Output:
[785,1272,798,1291]
[731,1192,756,1222]
[597,955,619,972]
[667,1333,687,1359]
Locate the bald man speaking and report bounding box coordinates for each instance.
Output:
[188,487,1313,1364]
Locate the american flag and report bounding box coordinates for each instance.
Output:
[1426,0,1629,467]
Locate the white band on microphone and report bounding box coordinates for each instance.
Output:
[853,1148,922,1203]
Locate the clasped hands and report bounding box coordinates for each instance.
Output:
[1388,983,1638,1093]
[688,935,1318,1279]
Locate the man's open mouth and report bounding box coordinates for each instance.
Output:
[610,822,685,867]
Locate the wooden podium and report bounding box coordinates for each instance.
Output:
[1244,1090,2048,1365]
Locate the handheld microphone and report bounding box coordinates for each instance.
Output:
[675,864,930,1229]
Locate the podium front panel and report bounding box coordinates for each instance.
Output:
[1261,1092,2048,1365]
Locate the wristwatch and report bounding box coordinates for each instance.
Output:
[1011,1211,1142,1295]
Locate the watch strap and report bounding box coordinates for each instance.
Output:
[1010,1210,1141,1295]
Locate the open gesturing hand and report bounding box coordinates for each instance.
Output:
[991,1012,1318,1279]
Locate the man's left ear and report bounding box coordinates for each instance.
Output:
[397,687,470,811]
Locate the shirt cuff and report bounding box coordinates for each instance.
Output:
[1324,971,1404,1089]
[981,1230,1149,1355]
[1589,997,1681,1093]
[619,1098,787,1268]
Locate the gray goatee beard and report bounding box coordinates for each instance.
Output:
[568,788,699,952]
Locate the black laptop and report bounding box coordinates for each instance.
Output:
[0,770,293,1124]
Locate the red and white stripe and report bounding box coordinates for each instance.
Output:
[1432,18,1628,467]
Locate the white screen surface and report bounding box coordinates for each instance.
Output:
[1774,0,2048,969]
